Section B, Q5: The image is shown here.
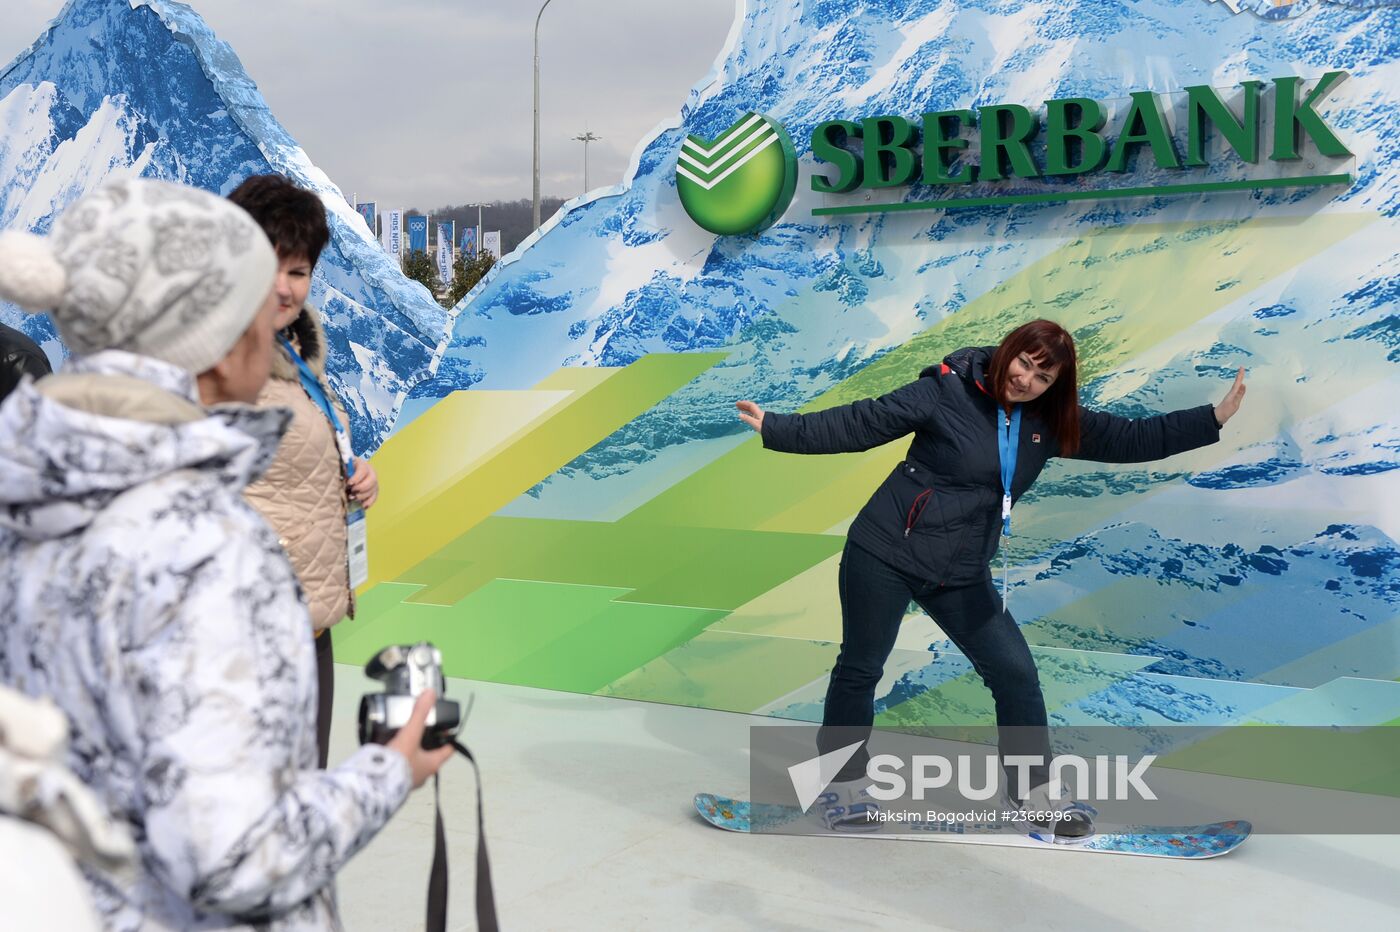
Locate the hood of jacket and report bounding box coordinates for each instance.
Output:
[0,350,291,542]
[918,345,996,386]
[269,302,329,382]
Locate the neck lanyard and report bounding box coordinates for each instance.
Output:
[278,334,354,475]
[998,405,1022,536]
[997,405,1021,612]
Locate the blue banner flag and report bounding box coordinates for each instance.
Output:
[407,215,429,254]
[437,220,455,284]
[460,225,477,258]
[355,201,376,235]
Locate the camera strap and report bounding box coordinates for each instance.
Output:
[427,739,498,932]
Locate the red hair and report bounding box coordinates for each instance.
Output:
[988,319,1081,455]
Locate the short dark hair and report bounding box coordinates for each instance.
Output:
[227,174,330,266]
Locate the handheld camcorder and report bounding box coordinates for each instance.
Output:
[357,642,461,749]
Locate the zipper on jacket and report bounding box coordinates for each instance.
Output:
[904,489,933,539]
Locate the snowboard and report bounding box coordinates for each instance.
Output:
[694,793,1251,859]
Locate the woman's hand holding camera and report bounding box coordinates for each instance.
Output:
[386,690,455,789]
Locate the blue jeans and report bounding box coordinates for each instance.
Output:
[819,541,1052,791]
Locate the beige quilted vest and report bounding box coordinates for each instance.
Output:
[243,306,353,631]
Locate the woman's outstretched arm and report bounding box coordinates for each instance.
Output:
[737,375,942,455]
[1069,367,1246,463]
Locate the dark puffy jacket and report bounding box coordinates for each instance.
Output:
[1,324,51,403]
[761,345,1220,586]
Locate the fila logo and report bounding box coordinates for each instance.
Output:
[1031,433,1041,444]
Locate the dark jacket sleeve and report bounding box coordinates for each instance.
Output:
[1067,404,1220,463]
[760,377,940,455]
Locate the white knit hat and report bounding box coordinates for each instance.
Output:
[0,179,276,374]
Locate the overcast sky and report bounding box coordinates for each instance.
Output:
[2,0,738,209]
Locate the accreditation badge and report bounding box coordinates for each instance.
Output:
[347,503,369,589]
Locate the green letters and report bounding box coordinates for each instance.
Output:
[1272,71,1352,160]
[978,104,1040,180]
[801,72,1351,207]
[921,110,976,184]
[1184,81,1261,166]
[810,120,863,193]
[1043,98,1108,176]
[1105,91,1181,173]
[862,116,920,187]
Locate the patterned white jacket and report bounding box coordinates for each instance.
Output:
[0,350,411,931]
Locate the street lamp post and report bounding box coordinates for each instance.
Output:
[533,0,556,232]
[467,202,484,255]
[573,131,600,194]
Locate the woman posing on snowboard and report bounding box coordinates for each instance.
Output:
[736,319,1247,840]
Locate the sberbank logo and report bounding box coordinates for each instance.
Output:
[677,112,798,235]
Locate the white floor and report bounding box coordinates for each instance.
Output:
[330,665,1400,931]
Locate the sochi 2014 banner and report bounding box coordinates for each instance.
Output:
[380,209,403,258]
[460,225,477,259]
[437,220,455,284]
[407,214,429,255]
[481,230,501,259]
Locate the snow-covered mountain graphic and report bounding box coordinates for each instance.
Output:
[412,0,1399,729]
[448,0,1398,509]
[0,0,452,452]
[1,0,1396,733]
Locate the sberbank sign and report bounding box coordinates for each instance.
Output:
[810,71,1351,216]
[674,72,1351,233]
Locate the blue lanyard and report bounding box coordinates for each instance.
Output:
[277,335,354,475]
[998,405,1022,536]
